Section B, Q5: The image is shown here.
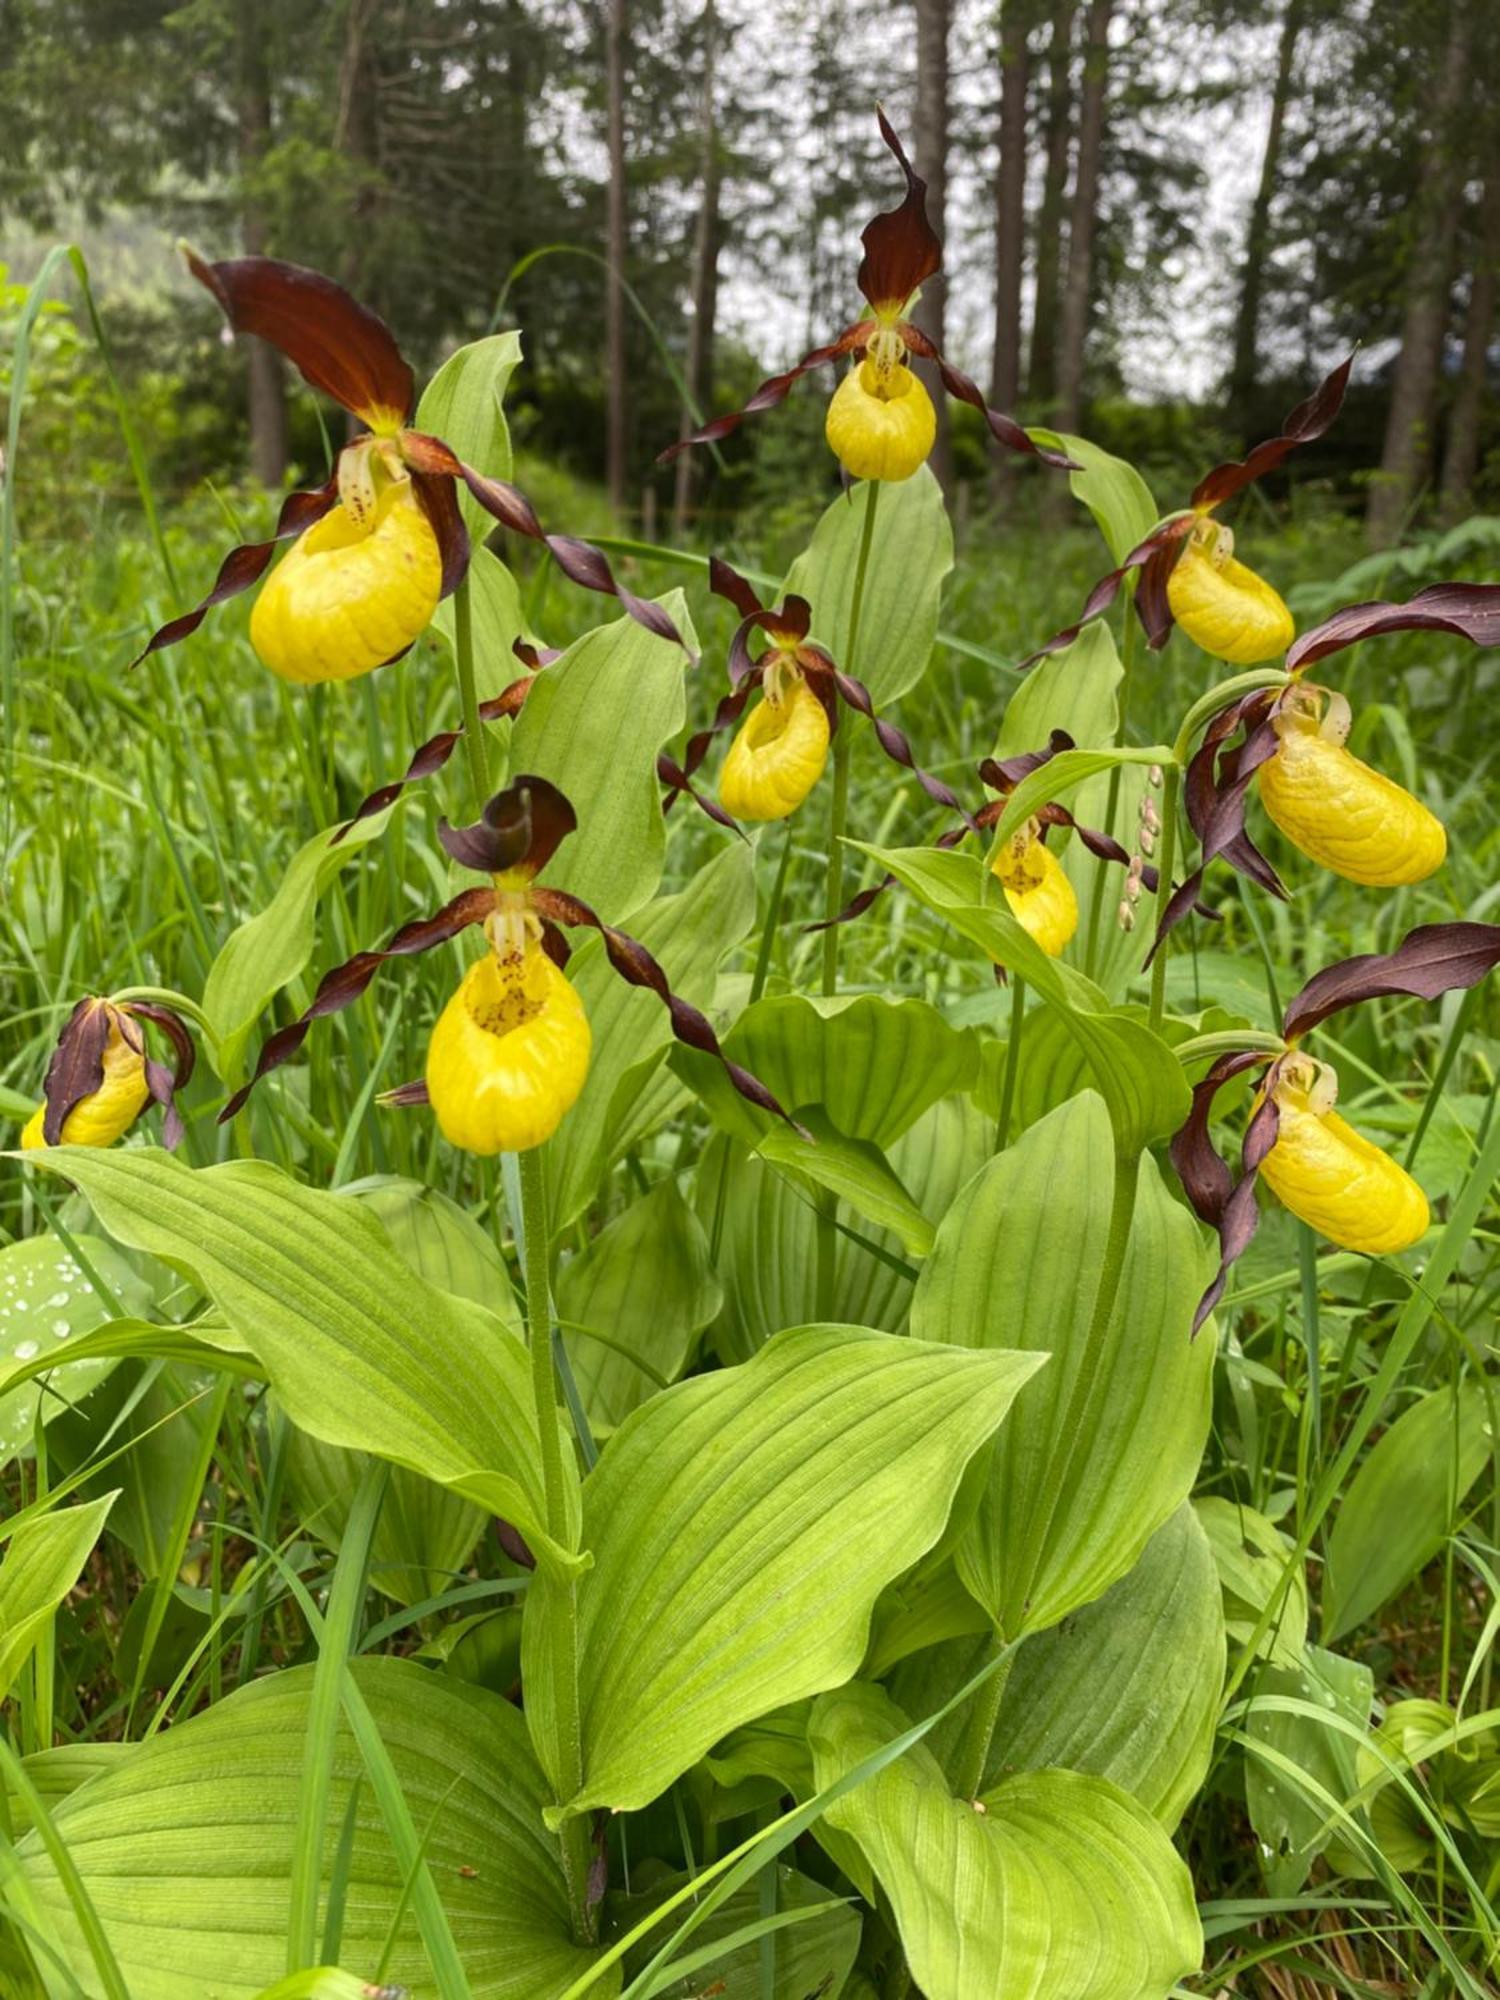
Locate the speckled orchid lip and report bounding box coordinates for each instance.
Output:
[132,253,690,677]
[219,775,802,1143]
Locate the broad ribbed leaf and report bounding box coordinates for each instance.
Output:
[558,1178,721,1431]
[1323,1382,1493,1642]
[543,1324,1043,1821]
[912,1094,1213,1635]
[509,592,697,920]
[15,1657,613,1999]
[0,1233,151,1463]
[1194,1496,1308,1670]
[1026,432,1158,566]
[616,1867,860,1999]
[1244,1644,1374,1894]
[856,843,1189,1153]
[757,1111,934,1256]
[20,1149,572,1567]
[0,1493,116,1699]
[343,1175,519,1324]
[202,809,392,1086]
[809,1682,1202,2000]
[547,840,756,1231]
[782,467,953,705]
[415,330,520,538]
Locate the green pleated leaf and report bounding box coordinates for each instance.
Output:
[415,330,520,539]
[782,468,953,705]
[509,592,697,922]
[543,1324,1044,1822]
[0,1233,152,1464]
[757,1110,934,1257]
[1322,1381,1495,1642]
[616,1866,860,2000]
[19,1148,573,1569]
[911,1094,1213,1636]
[809,1681,1202,2000]
[1244,1643,1374,1894]
[15,1657,614,1999]
[1194,1497,1308,1671]
[558,1178,721,1432]
[548,840,756,1232]
[343,1176,518,1323]
[202,808,393,1087]
[853,843,1189,1154]
[1026,432,1158,565]
[0,1492,116,1699]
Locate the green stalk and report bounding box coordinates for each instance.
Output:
[995,978,1027,1151]
[821,480,881,996]
[1084,594,1138,980]
[517,1144,592,1939]
[750,819,795,1005]
[951,1640,1014,1801]
[1146,758,1182,1032]
[453,575,491,812]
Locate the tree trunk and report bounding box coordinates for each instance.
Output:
[989,0,1031,509]
[1366,0,1475,544]
[673,0,721,537]
[1227,0,1304,425]
[236,0,286,488]
[1026,0,1077,407]
[913,0,953,490]
[605,0,630,517]
[1052,0,1113,437]
[1439,135,1500,519]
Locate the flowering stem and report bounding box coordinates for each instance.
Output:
[1084,592,1137,981]
[952,1637,1014,1801]
[821,479,881,996]
[517,1143,591,1937]
[453,574,492,812]
[1147,759,1182,1034]
[995,978,1026,1151]
[750,819,795,1005]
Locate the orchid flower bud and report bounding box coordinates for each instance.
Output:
[250,471,442,685]
[425,935,591,1155]
[1257,1057,1428,1255]
[825,328,937,484]
[1166,518,1295,665]
[719,675,831,822]
[1257,686,1446,887]
[990,823,1079,957]
[21,1002,150,1150]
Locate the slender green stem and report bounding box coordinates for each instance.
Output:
[821,480,881,996]
[1294,1222,1321,1530]
[517,1144,592,1939]
[453,575,491,812]
[750,820,795,1005]
[952,1640,1014,1801]
[996,978,1026,1152]
[1084,598,1137,980]
[1146,758,1182,1033]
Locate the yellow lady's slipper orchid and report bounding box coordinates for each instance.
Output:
[249,475,442,685]
[1258,1058,1428,1255]
[21,1007,150,1150]
[426,939,591,1156]
[1258,687,1446,886]
[825,340,937,484]
[720,675,831,822]
[991,824,1078,957]
[1166,519,1295,666]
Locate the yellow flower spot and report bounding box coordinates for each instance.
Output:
[719,677,831,822]
[250,477,442,686]
[425,943,591,1156]
[21,1015,150,1150]
[825,358,936,484]
[1258,1060,1428,1255]
[1167,520,1294,665]
[1258,696,1446,887]
[991,826,1078,958]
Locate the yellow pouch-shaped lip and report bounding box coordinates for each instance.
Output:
[250,477,442,686]
[21,1019,149,1150]
[1258,714,1446,887]
[1167,536,1294,666]
[720,679,831,822]
[426,947,592,1156]
[991,833,1078,958]
[1259,1074,1429,1255]
[825,359,937,484]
